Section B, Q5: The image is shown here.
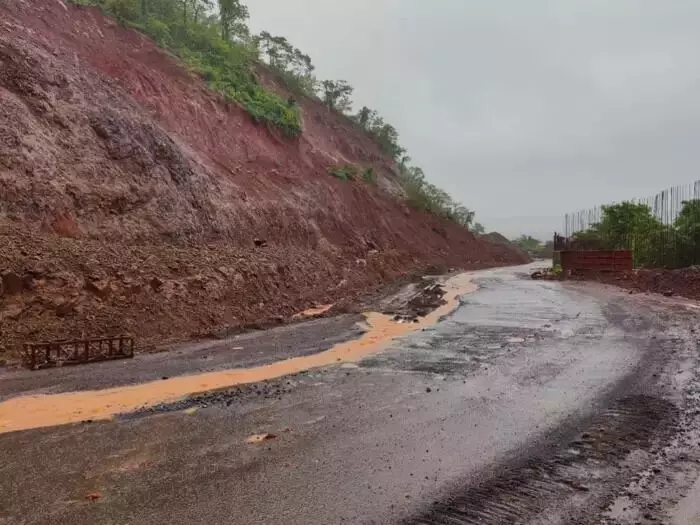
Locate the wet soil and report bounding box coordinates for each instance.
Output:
[0,272,476,433]
[2,266,700,524]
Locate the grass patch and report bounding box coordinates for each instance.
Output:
[72,0,302,137]
[328,164,358,181]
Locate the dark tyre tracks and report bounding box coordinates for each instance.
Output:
[406,396,678,525]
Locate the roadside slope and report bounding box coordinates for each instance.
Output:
[0,0,527,358]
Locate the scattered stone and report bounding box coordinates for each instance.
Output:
[569,481,589,492]
[246,433,277,444]
[25,265,46,277]
[2,304,24,321]
[393,314,418,323]
[149,276,164,291]
[54,299,76,318]
[426,387,432,393]
[85,491,103,502]
[253,238,267,248]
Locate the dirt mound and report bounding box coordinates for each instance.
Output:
[482,232,512,245]
[0,0,527,361]
[484,232,530,260]
[579,268,700,300]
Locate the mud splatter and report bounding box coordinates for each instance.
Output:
[0,274,476,433]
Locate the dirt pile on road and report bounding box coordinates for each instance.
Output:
[0,0,527,361]
[482,232,530,260]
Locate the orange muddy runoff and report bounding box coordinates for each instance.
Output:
[0,274,477,433]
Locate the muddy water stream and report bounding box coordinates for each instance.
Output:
[0,274,476,433]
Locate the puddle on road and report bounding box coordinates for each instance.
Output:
[0,274,476,434]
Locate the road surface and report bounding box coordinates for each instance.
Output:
[2,264,700,524]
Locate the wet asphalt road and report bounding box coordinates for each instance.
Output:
[1,264,699,524]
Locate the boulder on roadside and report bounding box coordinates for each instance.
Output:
[85,278,111,299]
[150,276,164,291]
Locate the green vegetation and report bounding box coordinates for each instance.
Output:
[513,235,542,255]
[397,162,476,227]
[328,164,358,181]
[253,31,316,96]
[673,200,700,267]
[74,0,302,136]
[470,222,485,235]
[362,167,376,184]
[73,0,478,228]
[321,80,354,113]
[512,236,554,259]
[570,200,700,268]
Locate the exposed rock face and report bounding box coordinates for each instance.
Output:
[0,0,528,360]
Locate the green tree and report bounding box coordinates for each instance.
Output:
[471,222,485,235]
[218,0,248,41]
[321,80,354,112]
[254,32,316,94]
[104,0,140,22]
[369,122,403,159]
[598,203,661,247]
[674,199,700,266]
[355,106,374,129]
[572,202,672,267]
[449,205,475,228]
[513,235,543,255]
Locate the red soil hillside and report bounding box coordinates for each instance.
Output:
[0,0,527,360]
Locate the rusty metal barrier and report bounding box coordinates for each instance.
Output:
[560,250,633,273]
[21,336,135,370]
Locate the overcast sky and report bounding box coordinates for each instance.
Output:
[247,1,700,240]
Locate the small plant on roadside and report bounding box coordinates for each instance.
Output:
[551,264,563,276]
[328,164,358,181]
[362,167,375,184]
